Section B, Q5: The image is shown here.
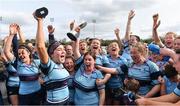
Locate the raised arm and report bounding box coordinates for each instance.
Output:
[160,48,176,61]
[0,52,7,63]
[152,14,164,47]
[4,24,17,61]
[124,10,135,41]
[72,26,81,60]
[11,30,19,68]
[47,25,55,45]
[12,34,18,58]
[34,14,49,64]
[114,28,122,48]
[17,25,25,44]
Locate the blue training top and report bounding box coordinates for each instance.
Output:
[74,56,105,105]
[5,34,19,87]
[40,59,70,104]
[173,82,180,97]
[128,60,160,95]
[5,62,19,87]
[164,76,177,94]
[67,73,75,103]
[121,40,133,66]
[107,55,128,88]
[95,54,110,67]
[17,59,41,95]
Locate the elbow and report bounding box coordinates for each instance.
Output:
[112,69,118,74]
[4,49,9,56]
[156,84,161,89]
[36,44,45,49]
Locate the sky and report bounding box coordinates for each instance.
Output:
[0,0,180,41]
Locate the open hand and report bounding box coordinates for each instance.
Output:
[153,13,161,30]
[128,10,135,20]
[33,12,43,21]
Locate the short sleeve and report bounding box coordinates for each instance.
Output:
[147,61,160,85]
[173,83,180,97]
[75,55,84,65]
[94,70,105,90]
[40,58,54,75]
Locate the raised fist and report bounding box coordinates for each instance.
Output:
[9,23,18,35]
[153,14,159,23]
[47,25,55,34]
[114,28,120,35]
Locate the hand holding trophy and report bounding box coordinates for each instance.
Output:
[67,21,87,41]
[35,7,48,18]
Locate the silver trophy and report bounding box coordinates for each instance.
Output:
[67,22,87,41]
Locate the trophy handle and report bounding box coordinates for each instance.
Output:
[78,22,87,29]
[67,22,87,41]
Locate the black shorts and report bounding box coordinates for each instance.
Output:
[6,86,19,96]
[19,90,42,105]
[0,91,3,105]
